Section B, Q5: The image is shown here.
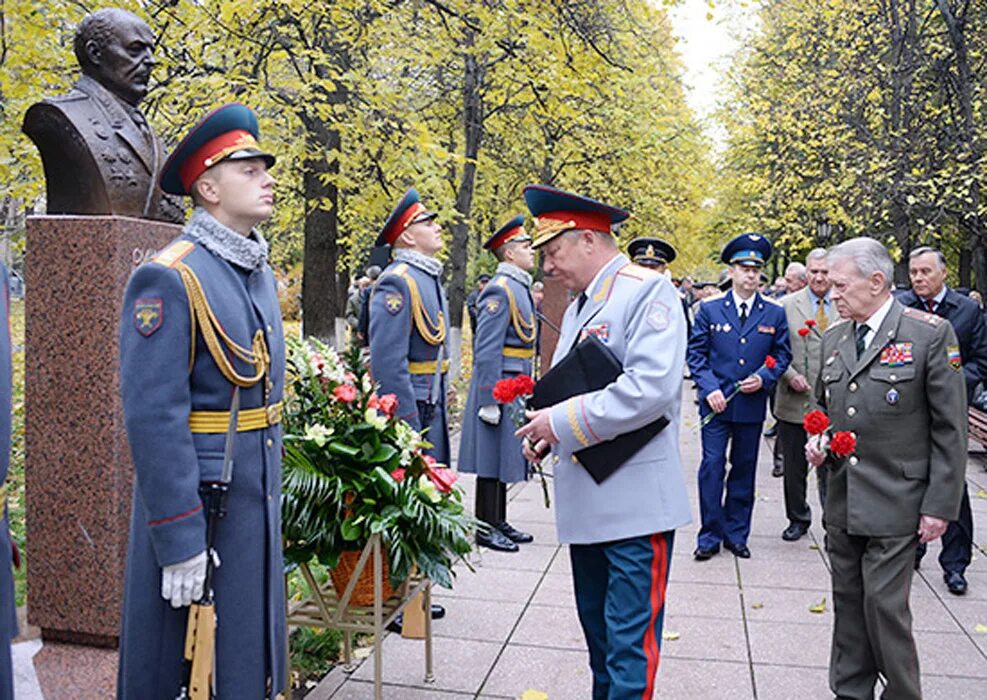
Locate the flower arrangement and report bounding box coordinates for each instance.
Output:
[699,355,778,427]
[802,409,857,459]
[280,336,474,588]
[492,375,550,507]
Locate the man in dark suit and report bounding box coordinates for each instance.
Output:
[897,246,985,595]
[808,237,966,700]
[22,8,179,221]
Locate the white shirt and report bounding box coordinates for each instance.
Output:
[731,289,756,318]
[858,295,894,350]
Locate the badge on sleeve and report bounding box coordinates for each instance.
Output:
[385,292,404,315]
[646,300,670,331]
[485,298,502,315]
[134,298,163,336]
[947,345,962,371]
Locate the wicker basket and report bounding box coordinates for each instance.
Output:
[329,549,396,606]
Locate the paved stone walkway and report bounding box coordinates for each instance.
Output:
[311,389,987,699]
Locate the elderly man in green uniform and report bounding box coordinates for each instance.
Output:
[807,237,966,700]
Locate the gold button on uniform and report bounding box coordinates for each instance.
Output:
[570,455,579,464]
[847,407,856,417]
[849,382,858,392]
[739,358,746,366]
[889,374,897,382]
[267,324,273,333]
[740,338,747,345]
[267,438,274,448]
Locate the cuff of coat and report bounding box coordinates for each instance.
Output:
[551,398,595,454]
[147,504,208,567]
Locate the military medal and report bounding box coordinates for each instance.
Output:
[723,323,731,333]
[885,388,899,405]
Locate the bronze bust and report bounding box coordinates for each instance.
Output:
[22,8,181,222]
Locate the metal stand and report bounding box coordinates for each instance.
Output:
[286,534,434,700]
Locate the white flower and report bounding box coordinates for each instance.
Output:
[362,373,373,393]
[304,423,334,447]
[365,408,388,431]
[417,474,441,503]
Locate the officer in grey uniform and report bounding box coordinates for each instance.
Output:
[368,188,451,464]
[808,237,966,700]
[459,215,537,552]
[517,185,691,699]
[118,103,286,699]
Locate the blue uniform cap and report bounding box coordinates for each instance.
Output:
[721,233,772,267]
[628,237,676,266]
[523,184,629,249]
[159,102,275,196]
[483,214,530,251]
[377,188,437,247]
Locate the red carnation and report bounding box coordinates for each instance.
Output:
[830,431,856,457]
[797,327,811,338]
[803,410,830,435]
[333,384,357,403]
[493,378,518,404]
[378,394,398,417]
[804,319,817,328]
[764,355,777,369]
[513,374,536,397]
[390,467,406,482]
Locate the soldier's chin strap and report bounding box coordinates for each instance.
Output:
[175,262,271,392]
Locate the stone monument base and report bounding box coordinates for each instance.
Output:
[24,215,182,645]
[33,642,116,699]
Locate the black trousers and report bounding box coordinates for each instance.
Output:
[475,477,506,525]
[778,419,829,526]
[914,483,973,574]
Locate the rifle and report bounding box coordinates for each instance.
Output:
[177,388,240,700]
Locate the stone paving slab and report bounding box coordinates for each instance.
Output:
[317,385,987,699]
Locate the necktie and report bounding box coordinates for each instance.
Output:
[926,298,936,314]
[739,301,748,326]
[130,108,151,139]
[576,293,587,314]
[855,323,869,359]
[816,298,828,331]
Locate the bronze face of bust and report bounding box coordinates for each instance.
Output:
[22,8,182,222]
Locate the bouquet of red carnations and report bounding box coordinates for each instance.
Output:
[802,409,857,460]
[492,374,551,507]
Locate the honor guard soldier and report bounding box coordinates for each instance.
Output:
[688,233,791,560]
[517,185,691,699]
[368,188,451,463]
[117,103,287,699]
[459,215,537,552]
[1,265,15,700]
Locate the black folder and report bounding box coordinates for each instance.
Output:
[530,335,669,484]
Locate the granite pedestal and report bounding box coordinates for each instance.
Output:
[24,215,181,646]
[538,276,568,368]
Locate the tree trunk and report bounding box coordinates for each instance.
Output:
[448,30,486,329]
[299,113,344,342]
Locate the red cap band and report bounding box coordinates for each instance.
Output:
[178,129,259,193]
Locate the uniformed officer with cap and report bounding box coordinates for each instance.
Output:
[118,103,286,699]
[627,237,692,336]
[368,188,451,463]
[687,233,791,560]
[459,215,537,553]
[517,185,691,699]
[0,264,15,700]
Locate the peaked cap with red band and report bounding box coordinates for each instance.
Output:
[483,214,530,251]
[376,187,438,247]
[159,102,276,196]
[522,184,630,249]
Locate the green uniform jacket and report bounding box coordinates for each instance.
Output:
[815,300,966,536]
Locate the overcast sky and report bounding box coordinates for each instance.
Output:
[667,1,760,150]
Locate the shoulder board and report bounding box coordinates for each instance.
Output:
[761,295,782,306]
[151,240,195,268]
[901,306,942,325]
[387,263,410,277]
[617,263,662,281]
[701,292,725,304]
[46,91,87,104]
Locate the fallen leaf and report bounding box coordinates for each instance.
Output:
[809,597,827,614]
[975,489,987,499]
[808,544,820,550]
[751,602,764,609]
[662,630,680,641]
[974,624,987,634]
[520,691,549,700]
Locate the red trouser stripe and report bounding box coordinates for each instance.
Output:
[642,532,669,700]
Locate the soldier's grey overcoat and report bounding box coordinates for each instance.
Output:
[547,254,692,544]
[118,212,286,699]
[459,266,535,483]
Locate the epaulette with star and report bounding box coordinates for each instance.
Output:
[151,240,195,268]
[901,306,943,325]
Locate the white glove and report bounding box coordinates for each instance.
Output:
[161,550,208,608]
[478,404,501,425]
